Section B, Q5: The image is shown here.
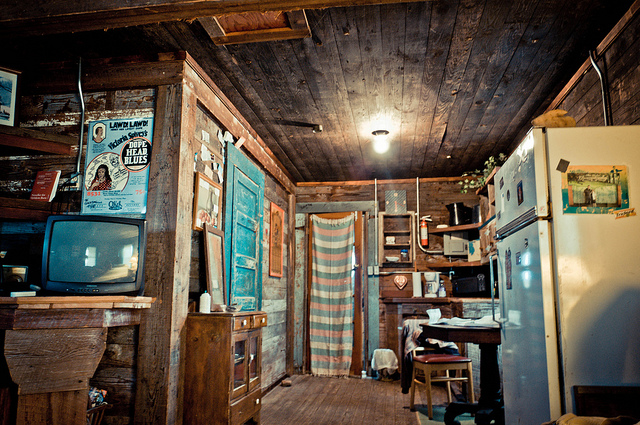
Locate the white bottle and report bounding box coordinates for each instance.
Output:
[199,290,212,313]
[437,283,447,298]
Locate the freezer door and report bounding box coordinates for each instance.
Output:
[495,128,550,238]
[545,125,640,413]
[497,220,561,424]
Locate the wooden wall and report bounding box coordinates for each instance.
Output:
[0,53,294,425]
[261,172,290,387]
[0,86,156,424]
[546,2,640,128]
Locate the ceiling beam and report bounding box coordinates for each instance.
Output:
[0,0,429,37]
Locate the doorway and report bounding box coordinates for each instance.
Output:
[305,212,365,377]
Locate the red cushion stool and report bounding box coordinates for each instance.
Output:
[409,353,474,419]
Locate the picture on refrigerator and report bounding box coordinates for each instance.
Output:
[561,165,629,213]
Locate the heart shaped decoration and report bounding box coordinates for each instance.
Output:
[393,274,408,290]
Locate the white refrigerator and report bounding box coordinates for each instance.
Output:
[493,125,640,424]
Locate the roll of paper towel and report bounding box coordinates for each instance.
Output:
[412,272,422,297]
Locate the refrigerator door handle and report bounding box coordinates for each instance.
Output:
[489,253,506,327]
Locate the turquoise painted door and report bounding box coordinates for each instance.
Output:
[224,143,265,311]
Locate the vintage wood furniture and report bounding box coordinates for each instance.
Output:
[183,311,267,425]
[378,212,415,269]
[409,353,474,420]
[420,323,503,425]
[0,296,154,425]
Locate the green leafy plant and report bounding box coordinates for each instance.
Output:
[459,153,507,193]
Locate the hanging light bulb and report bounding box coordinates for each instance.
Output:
[372,130,390,153]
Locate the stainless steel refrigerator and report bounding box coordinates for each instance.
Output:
[493,125,640,424]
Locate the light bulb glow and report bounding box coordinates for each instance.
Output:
[372,130,390,154]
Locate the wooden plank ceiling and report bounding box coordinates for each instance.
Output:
[0,0,634,183]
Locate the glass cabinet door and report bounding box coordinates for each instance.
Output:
[248,330,261,391]
[232,334,247,399]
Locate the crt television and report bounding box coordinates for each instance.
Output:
[42,215,147,295]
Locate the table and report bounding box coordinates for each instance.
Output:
[420,323,504,425]
[0,296,154,425]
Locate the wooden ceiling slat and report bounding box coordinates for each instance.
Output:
[282,42,352,182]
[301,9,367,180]
[377,4,408,179]
[434,0,540,176]
[330,7,378,178]
[412,0,460,177]
[423,0,483,176]
[424,0,519,175]
[0,0,429,37]
[269,41,347,181]
[227,42,317,179]
[472,0,579,164]
[396,2,431,178]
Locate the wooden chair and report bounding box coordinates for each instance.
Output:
[409,352,474,419]
[86,403,111,425]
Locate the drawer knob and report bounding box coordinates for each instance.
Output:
[242,320,247,326]
[256,399,260,405]
[261,318,266,323]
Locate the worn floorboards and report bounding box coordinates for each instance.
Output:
[261,374,452,425]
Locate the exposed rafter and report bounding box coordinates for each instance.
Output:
[0,0,429,37]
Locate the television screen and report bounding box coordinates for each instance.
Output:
[42,215,146,295]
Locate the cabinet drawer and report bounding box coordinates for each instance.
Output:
[234,316,251,331]
[401,303,453,318]
[252,314,267,328]
[231,388,261,425]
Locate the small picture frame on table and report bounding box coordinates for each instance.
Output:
[193,172,222,231]
[203,223,226,308]
[269,202,284,278]
[0,67,20,127]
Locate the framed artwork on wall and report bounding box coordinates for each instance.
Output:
[0,67,20,127]
[203,223,226,307]
[269,202,284,277]
[193,172,222,231]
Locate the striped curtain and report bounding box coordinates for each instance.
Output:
[310,214,355,376]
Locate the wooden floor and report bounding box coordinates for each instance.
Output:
[261,374,450,425]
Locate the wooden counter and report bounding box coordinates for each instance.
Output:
[0,296,154,425]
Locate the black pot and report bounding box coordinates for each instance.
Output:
[446,202,472,226]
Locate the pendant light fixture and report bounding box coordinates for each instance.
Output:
[372,130,390,154]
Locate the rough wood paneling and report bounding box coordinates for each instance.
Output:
[260,173,290,388]
[554,2,640,128]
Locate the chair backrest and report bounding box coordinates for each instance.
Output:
[87,404,111,425]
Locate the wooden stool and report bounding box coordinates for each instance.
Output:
[409,353,474,419]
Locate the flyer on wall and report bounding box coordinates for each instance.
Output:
[81,117,154,216]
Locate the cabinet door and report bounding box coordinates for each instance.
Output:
[248,329,261,392]
[231,332,248,400]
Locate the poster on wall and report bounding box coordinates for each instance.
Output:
[81,117,153,216]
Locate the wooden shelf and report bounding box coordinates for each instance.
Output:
[0,196,55,221]
[429,222,482,234]
[0,126,77,156]
[424,260,483,268]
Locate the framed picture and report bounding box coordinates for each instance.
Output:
[269,202,284,277]
[203,223,226,307]
[0,67,20,127]
[193,172,222,231]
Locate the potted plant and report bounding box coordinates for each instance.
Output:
[459,153,507,193]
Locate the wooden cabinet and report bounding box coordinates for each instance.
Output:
[184,311,268,425]
[378,212,415,268]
